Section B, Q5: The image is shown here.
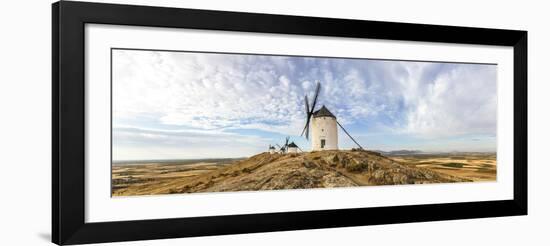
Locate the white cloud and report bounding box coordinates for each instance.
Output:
[396,63,497,138]
[113,127,271,160]
[113,50,306,136]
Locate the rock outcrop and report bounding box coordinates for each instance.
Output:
[171,150,469,194]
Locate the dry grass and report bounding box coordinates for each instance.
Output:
[111,162,233,196]
[390,153,496,182]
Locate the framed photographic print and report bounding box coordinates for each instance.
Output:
[52,1,527,245]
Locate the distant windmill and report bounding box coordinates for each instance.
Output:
[300,81,364,151]
[287,142,300,153]
[276,137,290,153]
[268,145,276,154]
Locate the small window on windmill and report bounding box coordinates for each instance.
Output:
[321,139,326,148]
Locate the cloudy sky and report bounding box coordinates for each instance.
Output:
[112,49,497,161]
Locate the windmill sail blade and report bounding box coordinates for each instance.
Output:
[276,144,281,149]
[300,122,309,137]
[301,95,311,137]
[309,82,321,115]
[307,82,321,139]
[300,96,310,137]
[304,95,310,115]
[301,82,320,140]
[300,115,312,138]
[336,120,364,149]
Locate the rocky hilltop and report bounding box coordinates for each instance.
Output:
[169,149,469,194]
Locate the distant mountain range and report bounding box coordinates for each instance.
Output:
[375,150,424,156]
[373,150,496,156]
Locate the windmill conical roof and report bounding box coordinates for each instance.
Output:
[287,142,298,148]
[312,105,336,118]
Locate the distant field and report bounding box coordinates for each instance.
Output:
[390,153,496,181]
[113,158,241,166]
[111,158,242,196]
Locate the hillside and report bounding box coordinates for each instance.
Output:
[145,149,470,195]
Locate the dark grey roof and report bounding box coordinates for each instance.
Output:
[287,142,298,148]
[312,105,336,118]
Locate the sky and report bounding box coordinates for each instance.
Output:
[112,49,497,161]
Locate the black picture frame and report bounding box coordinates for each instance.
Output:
[52,1,527,245]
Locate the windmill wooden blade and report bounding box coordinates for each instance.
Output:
[301,82,320,140]
[285,137,289,147]
[300,114,312,138]
[304,95,310,115]
[300,121,311,139]
[300,123,308,137]
[301,95,312,138]
[309,82,321,115]
[276,144,281,149]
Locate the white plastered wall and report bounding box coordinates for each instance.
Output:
[311,117,339,151]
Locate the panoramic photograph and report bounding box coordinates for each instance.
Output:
[111,49,497,197]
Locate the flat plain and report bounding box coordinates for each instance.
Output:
[112,159,239,196]
[390,153,496,182]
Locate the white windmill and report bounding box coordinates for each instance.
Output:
[275,137,302,154]
[300,81,364,151]
[287,142,299,153]
[276,137,290,154]
[268,145,276,154]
